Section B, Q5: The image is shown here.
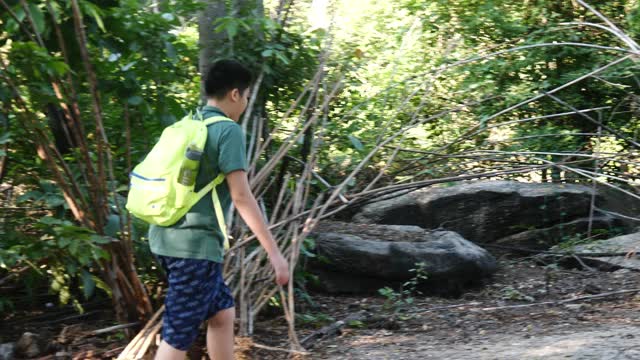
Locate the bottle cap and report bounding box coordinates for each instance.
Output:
[186,148,203,161]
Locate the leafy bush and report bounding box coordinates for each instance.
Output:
[1,216,113,313]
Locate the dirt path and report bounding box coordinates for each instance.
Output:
[251,259,640,360]
[5,258,640,359]
[315,324,640,359]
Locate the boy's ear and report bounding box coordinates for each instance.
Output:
[230,88,240,102]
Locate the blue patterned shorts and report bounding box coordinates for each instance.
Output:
[157,255,235,351]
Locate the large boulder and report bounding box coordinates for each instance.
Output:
[495,215,624,250]
[308,222,497,295]
[564,232,640,271]
[353,180,615,244]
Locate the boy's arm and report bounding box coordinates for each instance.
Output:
[226,169,290,285]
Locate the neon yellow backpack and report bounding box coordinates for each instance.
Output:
[125,112,233,249]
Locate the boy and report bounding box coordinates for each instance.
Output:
[150,59,289,360]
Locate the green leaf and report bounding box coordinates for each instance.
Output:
[348,135,364,151]
[72,299,84,314]
[121,61,137,71]
[57,237,71,248]
[347,320,365,328]
[103,214,121,237]
[48,1,62,23]
[77,252,90,266]
[275,52,290,65]
[127,96,143,105]
[38,216,63,225]
[303,237,316,251]
[5,7,25,34]
[81,0,105,32]
[44,195,65,208]
[129,42,140,52]
[68,240,79,257]
[261,49,273,57]
[92,248,110,262]
[226,22,238,38]
[90,235,112,245]
[59,287,71,305]
[93,276,112,297]
[300,246,316,258]
[108,53,121,62]
[116,184,129,192]
[81,270,96,299]
[479,115,489,129]
[48,61,69,76]
[165,41,177,61]
[28,3,46,35]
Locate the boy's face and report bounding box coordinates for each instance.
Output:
[229,87,250,121]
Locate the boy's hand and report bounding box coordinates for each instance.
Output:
[270,253,290,285]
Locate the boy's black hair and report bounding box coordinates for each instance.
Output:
[204,59,253,99]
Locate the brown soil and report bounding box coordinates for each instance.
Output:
[250,257,640,359]
[3,256,640,359]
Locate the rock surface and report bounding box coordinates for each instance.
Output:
[353,180,620,244]
[0,343,15,360]
[309,222,497,294]
[15,333,42,358]
[567,232,640,270]
[495,215,622,249]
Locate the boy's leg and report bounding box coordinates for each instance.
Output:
[204,262,235,359]
[155,256,221,359]
[155,341,186,360]
[206,307,235,360]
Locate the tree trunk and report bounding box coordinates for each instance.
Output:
[198,0,227,102]
[0,102,9,184]
[198,0,265,101]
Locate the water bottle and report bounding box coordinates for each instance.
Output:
[178,143,203,186]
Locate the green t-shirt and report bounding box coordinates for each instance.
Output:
[148,106,248,263]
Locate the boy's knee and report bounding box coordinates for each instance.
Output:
[208,307,235,328]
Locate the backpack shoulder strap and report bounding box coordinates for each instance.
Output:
[194,108,204,121]
[191,173,230,250]
[195,114,233,249]
[203,116,234,126]
[210,173,230,250]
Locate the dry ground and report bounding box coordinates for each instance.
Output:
[3,256,640,359]
[250,257,640,360]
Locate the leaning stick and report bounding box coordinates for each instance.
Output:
[252,342,311,355]
[133,322,162,360]
[117,306,164,360]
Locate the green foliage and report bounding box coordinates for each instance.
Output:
[378,261,429,316]
[295,312,335,328]
[557,226,626,250]
[347,319,366,328]
[293,237,320,311]
[0,215,113,313]
[211,7,322,107]
[0,297,14,314]
[16,180,67,215]
[499,285,534,302]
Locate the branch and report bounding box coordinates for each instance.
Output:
[479,288,640,312]
[542,91,640,149]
